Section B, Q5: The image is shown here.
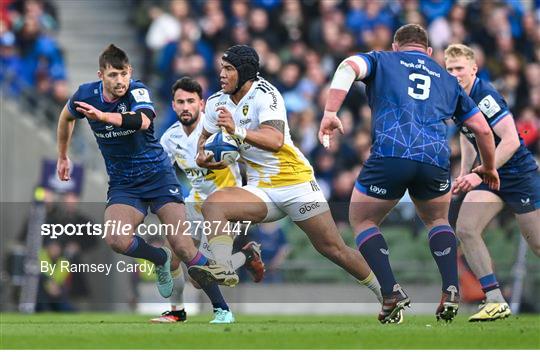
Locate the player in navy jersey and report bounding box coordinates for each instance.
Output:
[319,24,499,323]
[56,44,236,310]
[445,44,540,322]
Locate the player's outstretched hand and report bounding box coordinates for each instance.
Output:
[216,107,235,134]
[75,101,104,121]
[472,165,500,191]
[452,173,482,194]
[318,111,344,149]
[57,156,71,181]
[196,151,228,170]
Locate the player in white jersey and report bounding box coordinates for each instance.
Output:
[151,77,264,324]
[189,45,389,315]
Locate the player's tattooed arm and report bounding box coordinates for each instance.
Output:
[261,120,285,134]
[242,120,285,152]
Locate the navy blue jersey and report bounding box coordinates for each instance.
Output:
[67,80,171,186]
[455,77,538,175]
[358,50,479,170]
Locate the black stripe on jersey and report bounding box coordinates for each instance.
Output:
[207,91,224,102]
[258,80,273,91]
[256,86,269,93]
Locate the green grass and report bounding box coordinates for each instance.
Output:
[1,313,539,349]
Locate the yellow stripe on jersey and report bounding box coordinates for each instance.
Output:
[205,167,238,188]
[193,191,203,213]
[248,143,313,188]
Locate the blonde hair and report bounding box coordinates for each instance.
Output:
[444,44,475,62]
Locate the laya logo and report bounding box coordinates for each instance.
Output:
[299,202,320,214]
[370,185,387,195]
[439,180,450,191]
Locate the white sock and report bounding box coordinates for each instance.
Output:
[358,271,383,303]
[170,266,185,310]
[485,288,506,303]
[230,252,247,270]
[208,235,234,267]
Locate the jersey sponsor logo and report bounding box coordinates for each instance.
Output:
[131,88,151,103]
[169,187,180,195]
[268,90,278,111]
[478,95,501,118]
[242,104,249,116]
[105,124,114,131]
[380,248,389,255]
[299,201,320,215]
[215,101,226,107]
[369,185,387,195]
[185,168,209,178]
[240,118,252,126]
[117,103,127,113]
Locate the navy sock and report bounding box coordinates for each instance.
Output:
[356,226,397,296]
[185,252,229,311]
[428,225,459,294]
[479,273,500,293]
[124,235,167,266]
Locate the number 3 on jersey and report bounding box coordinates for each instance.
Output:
[408,73,431,100]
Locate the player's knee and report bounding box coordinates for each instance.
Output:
[455,223,479,242]
[201,194,227,219]
[315,242,343,262]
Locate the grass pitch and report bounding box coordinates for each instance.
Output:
[1,313,539,349]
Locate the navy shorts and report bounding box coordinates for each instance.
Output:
[107,169,184,216]
[355,157,450,200]
[475,170,540,214]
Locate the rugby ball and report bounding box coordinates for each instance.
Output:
[204,131,240,165]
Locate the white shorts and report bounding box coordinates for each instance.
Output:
[243,180,329,222]
[184,196,214,260]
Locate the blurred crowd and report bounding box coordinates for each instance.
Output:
[129,0,540,202]
[1,0,68,120]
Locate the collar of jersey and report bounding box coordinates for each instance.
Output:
[402,50,430,57]
[470,77,480,96]
[227,79,259,106]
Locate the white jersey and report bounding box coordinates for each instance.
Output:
[160,117,242,213]
[203,78,314,188]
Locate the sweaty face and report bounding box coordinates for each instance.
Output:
[99,65,131,99]
[172,89,202,126]
[219,60,239,94]
[445,56,477,91]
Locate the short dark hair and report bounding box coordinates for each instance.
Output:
[393,24,428,49]
[99,44,129,70]
[171,76,203,99]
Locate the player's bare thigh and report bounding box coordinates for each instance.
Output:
[104,204,145,252]
[455,190,504,237]
[515,209,540,256]
[411,191,452,228]
[349,187,399,233]
[202,187,268,223]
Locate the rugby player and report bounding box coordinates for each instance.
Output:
[191,45,387,315]
[319,24,499,323]
[445,44,540,322]
[56,44,236,307]
[152,77,265,324]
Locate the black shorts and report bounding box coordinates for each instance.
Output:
[355,157,450,200]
